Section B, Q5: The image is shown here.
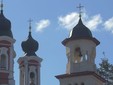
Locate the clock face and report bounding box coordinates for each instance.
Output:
[30,72,35,78]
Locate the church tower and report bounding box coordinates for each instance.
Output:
[18,21,42,85]
[0,2,16,85]
[56,4,106,85]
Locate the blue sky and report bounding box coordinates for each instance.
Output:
[2,0,113,85]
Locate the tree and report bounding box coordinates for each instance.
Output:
[97,57,113,85]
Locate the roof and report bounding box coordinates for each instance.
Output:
[0,10,13,38]
[62,18,100,46]
[55,71,106,83]
[70,18,92,38]
[21,29,39,56]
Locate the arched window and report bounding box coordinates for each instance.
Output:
[0,54,7,69]
[74,47,82,63]
[30,72,35,85]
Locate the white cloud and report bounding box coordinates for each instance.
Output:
[58,12,102,31]
[58,12,79,30]
[104,17,113,33]
[36,19,50,32]
[86,14,102,31]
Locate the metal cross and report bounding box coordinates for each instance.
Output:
[77,4,84,18]
[28,19,33,32]
[102,51,108,61]
[0,0,3,11]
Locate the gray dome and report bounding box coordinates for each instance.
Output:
[62,18,100,46]
[21,31,39,56]
[69,18,92,38]
[0,10,13,38]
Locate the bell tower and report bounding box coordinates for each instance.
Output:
[18,21,42,85]
[63,18,99,74]
[0,1,16,85]
[56,4,106,85]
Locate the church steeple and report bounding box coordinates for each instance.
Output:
[21,20,39,56]
[0,1,16,85]
[18,21,42,85]
[56,4,105,85]
[62,4,100,74]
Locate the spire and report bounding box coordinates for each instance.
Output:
[28,19,32,32]
[77,3,84,18]
[0,0,3,13]
[102,52,108,61]
[28,19,32,37]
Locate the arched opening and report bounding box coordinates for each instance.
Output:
[30,72,35,85]
[0,54,7,70]
[74,47,82,63]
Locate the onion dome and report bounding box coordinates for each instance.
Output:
[0,3,13,38]
[69,18,92,38]
[62,17,100,46]
[21,23,39,56]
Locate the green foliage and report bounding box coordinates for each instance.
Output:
[97,58,113,85]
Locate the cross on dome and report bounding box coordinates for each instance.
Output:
[28,19,33,33]
[21,19,39,56]
[0,0,3,12]
[102,52,108,61]
[77,4,84,18]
